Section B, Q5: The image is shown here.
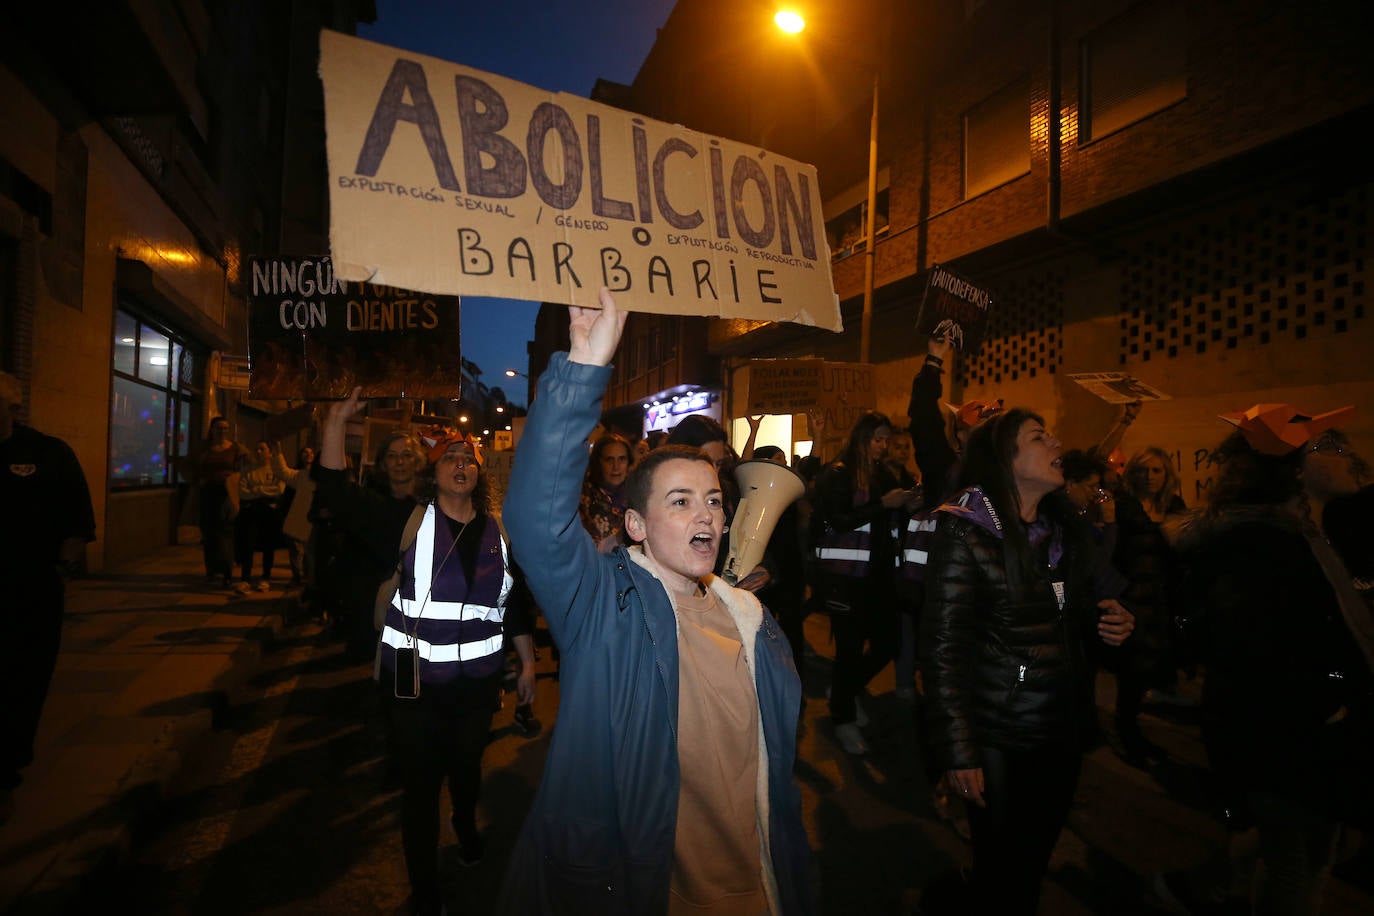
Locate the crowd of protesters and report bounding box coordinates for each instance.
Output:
[181,286,1370,916]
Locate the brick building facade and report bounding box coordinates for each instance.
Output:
[560,0,1372,500]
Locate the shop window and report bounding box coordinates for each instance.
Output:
[110,307,195,489]
[1081,0,1187,142]
[964,76,1031,199]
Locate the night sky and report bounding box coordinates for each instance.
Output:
[357,0,679,404]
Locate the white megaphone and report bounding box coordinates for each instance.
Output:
[722,459,806,586]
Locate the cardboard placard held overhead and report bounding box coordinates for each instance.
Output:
[1068,372,1172,405]
[248,255,461,399]
[914,264,992,353]
[319,30,842,331]
[745,359,826,414]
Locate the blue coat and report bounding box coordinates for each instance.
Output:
[499,353,814,915]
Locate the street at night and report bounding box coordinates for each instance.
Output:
[8,557,1358,915]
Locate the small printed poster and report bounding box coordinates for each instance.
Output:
[1068,372,1172,404]
[914,264,992,353]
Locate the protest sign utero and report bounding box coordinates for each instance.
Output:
[319,30,841,331]
[1068,372,1172,405]
[248,255,461,399]
[914,264,992,353]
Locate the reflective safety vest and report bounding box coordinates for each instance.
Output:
[379,506,512,683]
[815,521,873,578]
[895,512,939,584]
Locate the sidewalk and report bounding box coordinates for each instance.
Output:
[0,545,296,915]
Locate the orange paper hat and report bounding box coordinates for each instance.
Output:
[947,398,1004,431]
[1218,403,1355,456]
[421,430,484,466]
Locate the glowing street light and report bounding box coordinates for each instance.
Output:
[504,368,528,379]
[774,9,879,363]
[458,415,469,424]
[774,10,804,34]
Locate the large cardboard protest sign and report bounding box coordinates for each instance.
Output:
[319,30,841,331]
[248,255,461,399]
[914,265,992,353]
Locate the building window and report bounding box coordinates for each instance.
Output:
[1081,0,1186,142]
[824,172,890,262]
[964,76,1030,199]
[110,307,195,489]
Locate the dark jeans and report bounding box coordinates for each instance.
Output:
[233,498,280,580]
[826,575,898,724]
[1,573,64,789]
[965,742,1083,915]
[385,672,501,904]
[198,482,234,580]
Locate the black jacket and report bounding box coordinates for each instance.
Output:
[920,490,1125,771]
[1173,506,1373,815]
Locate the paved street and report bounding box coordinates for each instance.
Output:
[61,591,1374,915]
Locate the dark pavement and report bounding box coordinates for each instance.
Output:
[2,544,1370,914]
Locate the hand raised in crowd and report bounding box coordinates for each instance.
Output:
[569,287,628,367]
[326,386,366,426]
[927,334,954,363]
[321,386,366,471]
[1096,599,1135,646]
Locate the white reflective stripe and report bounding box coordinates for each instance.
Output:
[907,518,937,533]
[391,600,504,622]
[855,523,871,533]
[817,548,870,561]
[380,626,504,663]
[903,548,929,565]
[410,504,439,611]
[398,506,513,619]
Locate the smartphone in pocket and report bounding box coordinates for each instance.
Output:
[394,645,420,699]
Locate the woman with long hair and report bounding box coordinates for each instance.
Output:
[812,411,920,755]
[920,408,1135,914]
[316,391,535,916]
[1173,404,1372,916]
[579,433,633,551]
[1125,445,1186,523]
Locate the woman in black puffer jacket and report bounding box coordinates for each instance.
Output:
[919,408,1136,915]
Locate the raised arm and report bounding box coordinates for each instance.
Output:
[504,289,629,652]
[909,337,957,504]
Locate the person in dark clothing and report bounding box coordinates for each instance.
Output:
[315,430,426,661]
[192,416,246,587]
[0,372,96,818]
[920,407,1135,915]
[812,411,920,755]
[317,392,535,916]
[1171,403,1373,916]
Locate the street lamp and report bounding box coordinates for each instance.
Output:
[504,368,528,379]
[774,10,880,364]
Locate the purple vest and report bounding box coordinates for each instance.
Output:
[380,509,510,684]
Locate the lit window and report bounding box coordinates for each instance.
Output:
[110,307,196,488]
